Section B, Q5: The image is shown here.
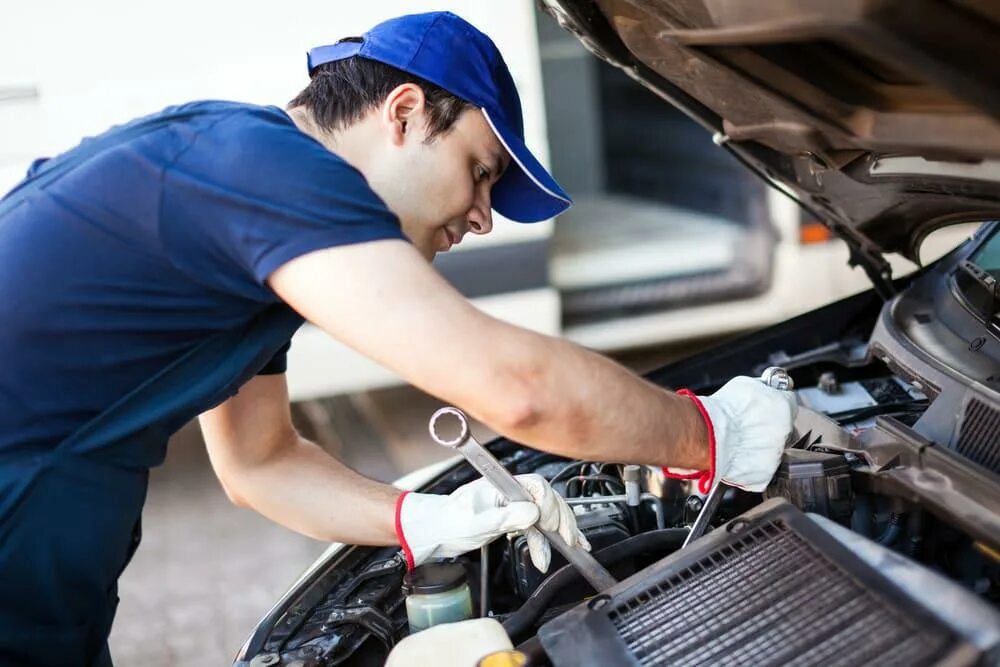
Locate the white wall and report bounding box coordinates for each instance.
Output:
[0,1,553,247]
[0,2,546,161]
[0,1,559,398]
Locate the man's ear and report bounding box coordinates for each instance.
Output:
[382,83,427,146]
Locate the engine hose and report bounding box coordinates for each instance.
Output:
[877,513,904,546]
[502,528,689,641]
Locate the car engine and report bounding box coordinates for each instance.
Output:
[239,361,999,666]
[239,248,1000,666]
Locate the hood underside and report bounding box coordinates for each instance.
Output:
[540,0,1000,284]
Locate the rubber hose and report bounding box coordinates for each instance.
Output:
[502,528,688,641]
[851,494,874,538]
[876,513,903,546]
[517,636,548,667]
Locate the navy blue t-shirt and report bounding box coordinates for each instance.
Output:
[0,101,405,457]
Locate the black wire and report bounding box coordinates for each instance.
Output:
[594,463,625,495]
[549,461,591,485]
[567,475,625,497]
[829,401,927,425]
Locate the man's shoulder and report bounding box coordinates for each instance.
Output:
[116,101,302,152]
[166,101,356,174]
[140,100,283,125]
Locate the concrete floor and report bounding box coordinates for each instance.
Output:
[106,340,717,665]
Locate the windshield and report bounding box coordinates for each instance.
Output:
[955,223,1000,323]
[971,226,1000,280]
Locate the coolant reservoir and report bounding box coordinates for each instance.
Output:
[403,562,473,632]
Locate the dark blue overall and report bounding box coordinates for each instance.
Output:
[0,304,303,665]
[0,101,403,666]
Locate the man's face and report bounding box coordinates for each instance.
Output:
[369,98,510,260]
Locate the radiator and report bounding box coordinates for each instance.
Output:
[956,397,1000,476]
[538,499,979,667]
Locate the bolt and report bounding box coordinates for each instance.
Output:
[588,594,612,610]
[686,496,704,513]
[818,371,839,394]
[727,519,750,534]
[970,337,986,352]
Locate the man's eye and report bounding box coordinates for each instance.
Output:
[476,165,490,182]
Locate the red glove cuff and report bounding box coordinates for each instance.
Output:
[394,490,415,571]
[662,389,717,494]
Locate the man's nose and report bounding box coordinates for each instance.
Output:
[467,190,493,235]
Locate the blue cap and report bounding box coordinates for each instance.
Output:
[307,12,572,223]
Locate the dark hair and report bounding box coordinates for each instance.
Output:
[288,46,473,142]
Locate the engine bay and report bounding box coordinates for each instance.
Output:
[239,233,1000,666]
[242,359,999,666]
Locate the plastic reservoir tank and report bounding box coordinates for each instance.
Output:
[403,562,473,633]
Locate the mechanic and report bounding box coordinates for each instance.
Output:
[0,11,795,666]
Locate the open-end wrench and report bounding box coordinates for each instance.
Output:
[428,407,618,592]
[682,367,795,548]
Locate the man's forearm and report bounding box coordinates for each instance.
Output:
[476,332,710,470]
[226,436,400,545]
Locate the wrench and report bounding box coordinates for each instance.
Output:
[682,367,795,548]
[428,407,618,592]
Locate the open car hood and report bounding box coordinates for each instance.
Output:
[539,0,1000,293]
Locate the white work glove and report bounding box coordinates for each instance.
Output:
[394,474,589,573]
[665,376,797,493]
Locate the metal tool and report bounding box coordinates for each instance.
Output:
[479,543,490,618]
[682,367,795,548]
[760,366,794,391]
[429,407,618,592]
[682,479,728,548]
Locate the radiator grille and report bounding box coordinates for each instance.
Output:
[608,520,952,667]
[956,398,1000,475]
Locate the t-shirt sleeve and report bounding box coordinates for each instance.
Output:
[257,341,291,376]
[159,108,406,301]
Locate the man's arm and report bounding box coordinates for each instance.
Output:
[267,239,709,470]
[200,370,583,570]
[200,372,399,544]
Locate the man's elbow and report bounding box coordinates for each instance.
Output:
[492,395,544,434]
[485,351,597,446]
[484,361,551,435]
[218,474,251,508]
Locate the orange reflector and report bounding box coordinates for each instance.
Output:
[800,222,833,244]
[478,650,527,667]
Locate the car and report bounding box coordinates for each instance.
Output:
[236,1,1000,665]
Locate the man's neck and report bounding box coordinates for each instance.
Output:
[285,106,377,176]
[285,107,336,152]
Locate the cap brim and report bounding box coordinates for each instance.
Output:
[482,110,572,223]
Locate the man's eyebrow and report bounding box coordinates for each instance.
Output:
[490,149,507,178]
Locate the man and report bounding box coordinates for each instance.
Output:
[0,11,795,666]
